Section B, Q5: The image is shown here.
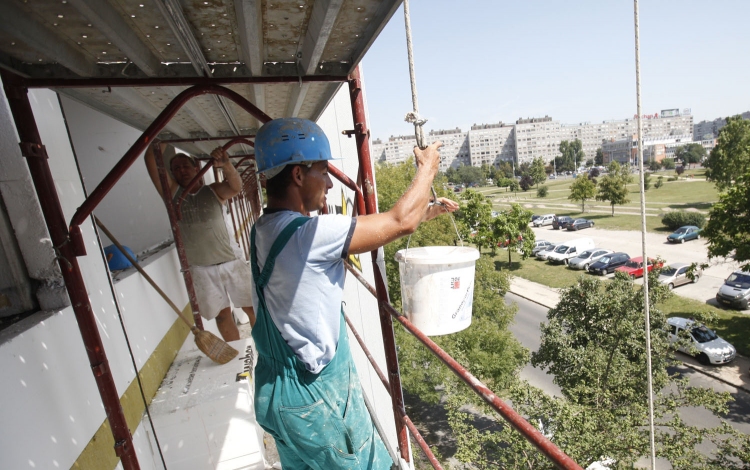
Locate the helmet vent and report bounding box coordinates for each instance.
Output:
[281,134,290,141]
[298,133,307,139]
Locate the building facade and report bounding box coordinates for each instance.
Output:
[372,108,696,171]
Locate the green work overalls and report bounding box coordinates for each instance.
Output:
[250,217,393,470]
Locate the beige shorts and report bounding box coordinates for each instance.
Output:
[191,258,254,320]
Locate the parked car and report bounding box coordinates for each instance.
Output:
[667,225,702,243]
[552,216,574,230]
[615,256,662,278]
[667,317,736,365]
[659,262,701,290]
[568,248,613,271]
[531,214,541,224]
[533,214,555,227]
[545,238,596,265]
[715,270,750,310]
[536,243,561,261]
[567,218,595,231]
[531,240,555,256]
[588,252,630,275]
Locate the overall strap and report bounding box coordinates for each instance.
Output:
[251,216,310,290]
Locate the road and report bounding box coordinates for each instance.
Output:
[506,292,750,437]
[529,225,749,313]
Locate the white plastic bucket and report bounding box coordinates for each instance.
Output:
[395,246,480,336]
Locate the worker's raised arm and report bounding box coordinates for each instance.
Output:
[144,142,177,198]
[348,141,457,255]
[209,147,242,203]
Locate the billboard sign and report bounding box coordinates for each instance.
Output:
[661,108,680,118]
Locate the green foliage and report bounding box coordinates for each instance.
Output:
[536,185,549,198]
[703,169,750,271]
[661,210,707,230]
[496,177,514,190]
[643,171,652,191]
[508,180,520,192]
[595,147,604,166]
[519,175,533,191]
[704,115,750,191]
[568,175,596,212]
[530,157,547,187]
[674,143,707,168]
[668,175,679,181]
[455,189,497,253]
[447,275,746,469]
[655,175,664,189]
[497,161,514,179]
[556,139,585,172]
[596,161,632,216]
[649,159,662,171]
[676,166,685,176]
[492,203,535,267]
[662,158,676,170]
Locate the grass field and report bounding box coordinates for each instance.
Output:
[491,249,750,357]
[476,168,718,233]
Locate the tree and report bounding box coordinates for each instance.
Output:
[662,157,676,170]
[530,157,547,188]
[648,159,662,172]
[497,161,514,179]
[557,139,585,172]
[594,147,604,166]
[674,143,706,169]
[508,180,520,193]
[676,165,685,176]
[568,176,596,212]
[456,164,485,186]
[519,175,533,191]
[518,161,532,177]
[704,115,750,190]
[455,189,496,253]
[643,171,651,191]
[589,167,600,178]
[536,186,548,198]
[596,161,632,216]
[585,158,594,167]
[492,203,535,268]
[447,274,747,469]
[654,175,664,189]
[703,168,750,271]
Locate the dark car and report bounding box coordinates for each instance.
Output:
[552,216,574,230]
[588,252,631,275]
[667,225,701,243]
[567,218,595,231]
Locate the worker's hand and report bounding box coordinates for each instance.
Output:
[424,197,459,221]
[414,140,442,173]
[210,147,230,169]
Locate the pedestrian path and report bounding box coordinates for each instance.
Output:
[508,276,750,394]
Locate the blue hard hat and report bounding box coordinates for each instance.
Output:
[103,244,136,271]
[254,118,335,175]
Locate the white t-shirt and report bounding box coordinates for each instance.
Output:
[250,210,356,373]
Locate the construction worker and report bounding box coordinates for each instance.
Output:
[250,117,458,469]
[145,143,255,341]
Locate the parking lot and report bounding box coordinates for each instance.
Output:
[529,224,749,313]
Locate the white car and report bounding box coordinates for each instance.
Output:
[667,317,736,365]
[533,214,555,227]
[568,249,613,271]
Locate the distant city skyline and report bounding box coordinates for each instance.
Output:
[362,1,750,141]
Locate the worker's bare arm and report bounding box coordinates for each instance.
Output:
[348,141,457,255]
[209,147,242,203]
[144,142,177,198]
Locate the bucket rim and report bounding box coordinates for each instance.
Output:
[394,246,480,264]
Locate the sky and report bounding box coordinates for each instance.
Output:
[361,0,750,141]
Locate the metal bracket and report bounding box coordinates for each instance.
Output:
[113,439,128,457]
[19,142,48,159]
[91,362,107,377]
[341,130,356,138]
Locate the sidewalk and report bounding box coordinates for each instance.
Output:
[508,276,750,394]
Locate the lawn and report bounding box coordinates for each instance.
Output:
[478,168,718,233]
[490,250,750,358]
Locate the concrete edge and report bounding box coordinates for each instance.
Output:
[680,361,750,395]
[507,287,557,310]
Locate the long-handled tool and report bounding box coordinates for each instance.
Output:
[94,216,239,364]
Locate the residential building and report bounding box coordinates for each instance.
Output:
[693,111,750,139]
[468,122,515,167]
[514,116,562,165]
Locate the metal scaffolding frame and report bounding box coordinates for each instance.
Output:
[1,66,583,470]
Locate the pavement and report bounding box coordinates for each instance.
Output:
[509,276,750,394]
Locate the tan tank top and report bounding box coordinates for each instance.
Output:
[173,185,236,266]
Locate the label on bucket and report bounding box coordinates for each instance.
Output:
[447,278,473,322]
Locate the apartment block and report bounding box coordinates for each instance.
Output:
[468,122,515,167]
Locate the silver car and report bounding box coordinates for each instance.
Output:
[568,248,613,271]
[667,317,735,365]
[658,262,701,290]
[535,243,561,261]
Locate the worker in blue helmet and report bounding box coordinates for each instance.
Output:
[249,117,458,469]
